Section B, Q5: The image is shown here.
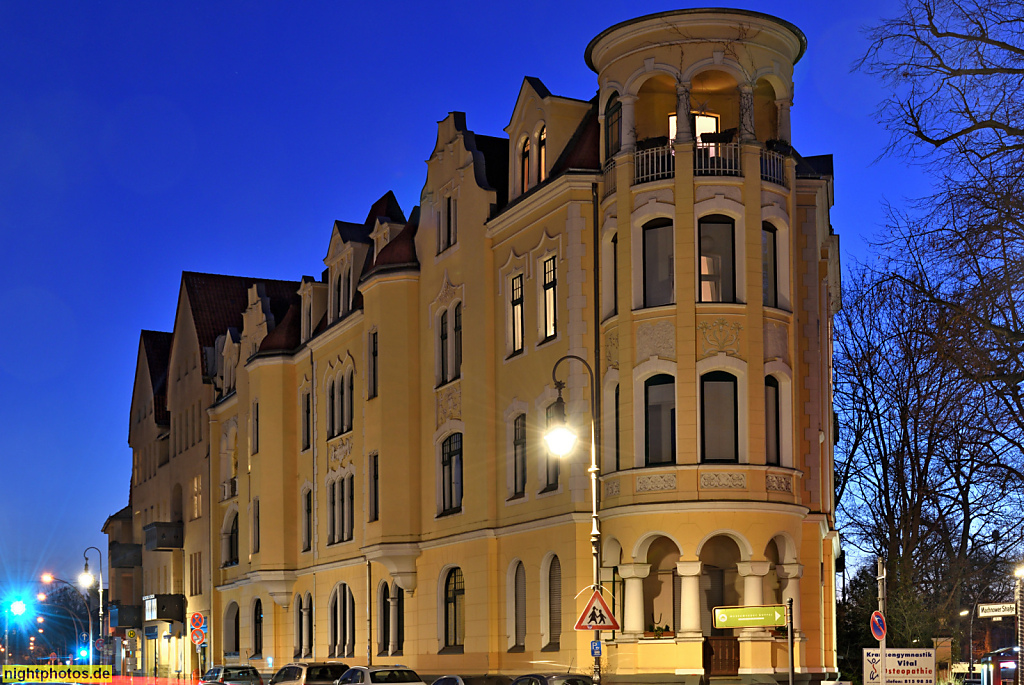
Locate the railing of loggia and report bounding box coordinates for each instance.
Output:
[634,145,675,184]
[694,142,742,177]
[603,157,616,196]
[760,148,787,187]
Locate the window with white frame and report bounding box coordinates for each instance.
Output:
[378,582,391,656]
[512,561,526,650]
[762,222,778,308]
[439,310,449,384]
[546,555,561,649]
[765,376,780,465]
[301,391,311,451]
[440,433,463,515]
[701,371,738,462]
[453,303,462,378]
[438,196,457,253]
[538,127,547,182]
[329,583,355,658]
[543,403,560,491]
[443,568,465,650]
[542,256,557,341]
[699,215,736,303]
[520,139,531,193]
[510,274,524,355]
[643,218,674,307]
[512,414,526,497]
[301,487,312,552]
[645,375,675,466]
[437,304,462,385]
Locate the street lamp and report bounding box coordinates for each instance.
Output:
[41,574,90,666]
[80,547,105,668]
[543,354,602,682]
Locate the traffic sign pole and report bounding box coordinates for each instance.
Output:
[877,558,887,685]
[787,598,795,685]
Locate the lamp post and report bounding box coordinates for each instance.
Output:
[80,547,105,668]
[1015,566,1024,685]
[543,354,601,682]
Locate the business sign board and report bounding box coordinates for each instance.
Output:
[978,603,1016,617]
[713,605,786,629]
[864,648,935,685]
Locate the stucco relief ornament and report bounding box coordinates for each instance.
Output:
[766,474,793,493]
[698,319,742,357]
[434,276,458,310]
[636,321,676,361]
[636,473,676,492]
[329,438,353,471]
[605,330,619,367]
[604,480,620,497]
[700,472,745,489]
[436,384,462,428]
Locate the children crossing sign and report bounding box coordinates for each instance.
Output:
[574,590,619,631]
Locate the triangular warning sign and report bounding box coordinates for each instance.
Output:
[574,589,620,631]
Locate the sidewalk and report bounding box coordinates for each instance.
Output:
[112,676,192,685]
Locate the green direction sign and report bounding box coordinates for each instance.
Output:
[713,605,786,629]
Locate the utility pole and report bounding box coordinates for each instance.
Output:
[878,557,887,685]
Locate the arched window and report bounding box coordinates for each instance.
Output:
[293,594,303,657]
[228,514,239,565]
[521,138,531,192]
[378,583,390,656]
[344,370,354,432]
[335,376,343,435]
[327,381,335,437]
[301,488,312,552]
[336,273,343,319]
[252,599,263,656]
[643,218,674,307]
[329,583,356,658]
[701,371,738,462]
[765,376,780,465]
[327,479,337,543]
[513,414,526,496]
[439,310,449,384]
[394,585,405,654]
[444,568,465,649]
[342,267,352,317]
[538,127,547,182]
[513,562,526,650]
[544,403,560,490]
[224,602,239,656]
[645,375,676,466]
[304,592,313,657]
[453,303,462,379]
[441,434,463,514]
[699,215,736,303]
[547,556,561,649]
[605,93,622,157]
[762,222,778,308]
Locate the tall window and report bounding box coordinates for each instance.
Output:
[301,392,311,450]
[547,555,561,649]
[336,273,344,319]
[521,138,531,192]
[191,475,202,520]
[344,474,354,541]
[379,584,391,656]
[328,480,337,543]
[252,401,259,453]
[643,218,674,307]
[645,375,676,466]
[511,274,524,355]
[513,562,526,650]
[302,489,312,552]
[538,127,547,182]
[439,310,449,384]
[369,453,380,521]
[701,371,738,462]
[765,376,780,465]
[439,197,457,252]
[369,331,378,398]
[228,514,239,565]
[394,587,405,653]
[253,599,263,656]
[544,404,560,490]
[344,371,354,431]
[444,568,465,649]
[699,215,736,303]
[252,498,260,553]
[441,433,463,514]
[614,384,620,472]
[230,603,240,654]
[330,585,356,658]
[327,381,336,437]
[304,593,313,657]
[542,256,557,340]
[762,222,778,308]
[341,267,352,317]
[513,414,526,497]
[335,377,344,434]
[294,595,303,657]
[611,234,618,316]
[605,93,622,157]
[453,304,462,379]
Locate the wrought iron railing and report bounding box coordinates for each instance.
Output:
[694,142,741,177]
[603,158,616,197]
[634,145,675,184]
[760,148,788,187]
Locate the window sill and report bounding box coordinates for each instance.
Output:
[221,561,239,569]
[435,377,461,391]
[538,483,559,495]
[507,645,525,653]
[436,507,463,519]
[505,348,525,362]
[506,492,526,503]
[541,642,560,653]
[536,333,559,349]
[438,646,464,655]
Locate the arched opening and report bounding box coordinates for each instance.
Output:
[690,69,740,141]
[443,568,465,650]
[642,536,682,636]
[635,74,676,146]
[378,583,390,656]
[605,92,622,159]
[753,78,780,143]
[763,540,782,605]
[699,536,742,635]
[224,602,239,656]
[252,599,263,656]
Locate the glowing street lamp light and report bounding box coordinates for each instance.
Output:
[36,594,45,603]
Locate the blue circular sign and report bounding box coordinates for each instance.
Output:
[870,611,887,641]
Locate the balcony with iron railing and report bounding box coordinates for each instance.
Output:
[603,158,616,198]
[630,142,791,187]
[634,144,675,185]
[760,148,788,187]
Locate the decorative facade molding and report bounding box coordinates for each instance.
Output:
[766,473,793,493]
[328,437,353,471]
[764,321,789,364]
[700,472,746,489]
[636,473,676,492]
[636,321,675,361]
[698,318,742,357]
[605,330,619,367]
[604,480,620,497]
[436,384,462,428]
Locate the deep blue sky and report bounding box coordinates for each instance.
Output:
[0,1,926,590]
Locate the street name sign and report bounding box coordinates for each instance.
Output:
[978,603,1015,617]
[574,590,619,631]
[864,647,935,685]
[713,605,786,629]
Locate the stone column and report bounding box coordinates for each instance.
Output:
[301,604,311,656]
[777,563,803,633]
[736,561,772,637]
[775,99,792,143]
[620,95,638,152]
[738,85,756,143]
[388,590,400,655]
[676,561,703,637]
[618,563,651,638]
[675,82,693,143]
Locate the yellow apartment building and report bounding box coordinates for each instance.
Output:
[105,8,841,684]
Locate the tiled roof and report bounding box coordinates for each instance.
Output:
[258,294,302,353]
[524,76,552,99]
[140,329,172,426]
[181,272,300,367]
[549,98,600,175]
[101,505,132,534]
[363,207,421,279]
[363,190,406,228]
[796,153,833,178]
[474,134,509,208]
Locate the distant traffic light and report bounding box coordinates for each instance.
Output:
[78,648,87,658]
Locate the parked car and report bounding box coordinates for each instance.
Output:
[334,666,427,684]
[200,666,263,685]
[270,662,351,685]
[509,675,594,685]
[431,678,466,685]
